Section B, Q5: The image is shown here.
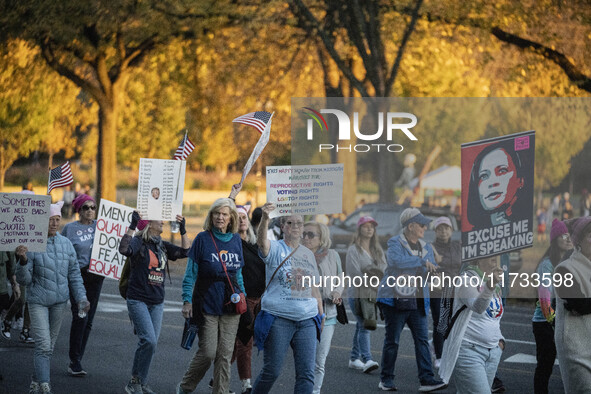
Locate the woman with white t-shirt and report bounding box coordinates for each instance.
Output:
[439,256,505,393]
[251,203,323,394]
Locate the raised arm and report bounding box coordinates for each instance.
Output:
[257,202,275,257]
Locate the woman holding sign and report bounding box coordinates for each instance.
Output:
[120,213,190,394]
[15,201,90,394]
[61,194,102,376]
[177,198,246,394]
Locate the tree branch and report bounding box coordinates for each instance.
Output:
[385,0,423,96]
[40,41,106,105]
[291,0,369,97]
[387,3,591,94]
[491,27,591,93]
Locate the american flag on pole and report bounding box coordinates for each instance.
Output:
[237,112,274,184]
[173,132,195,161]
[232,111,272,134]
[47,161,74,194]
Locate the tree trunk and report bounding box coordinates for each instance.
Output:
[0,147,5,190]
[97,104,118,202]
[48,151,54,170]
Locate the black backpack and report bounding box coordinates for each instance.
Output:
[119,258,131,299]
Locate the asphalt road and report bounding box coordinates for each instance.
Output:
[0,276,565,394]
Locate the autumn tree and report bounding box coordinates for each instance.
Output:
[0,39,90,189]
[0,0,247,201]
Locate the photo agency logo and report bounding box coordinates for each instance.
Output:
[301,106,418,152]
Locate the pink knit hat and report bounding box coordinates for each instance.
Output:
[550,219,568,242]
[136,220,149,231]
[72,194,95,213]
[236,204,251,217]
[50,201,64,217]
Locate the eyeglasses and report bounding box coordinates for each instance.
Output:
[81,205,96,211]
[561,234,571,241]
[302,231,318,239]
[285,221,304,228]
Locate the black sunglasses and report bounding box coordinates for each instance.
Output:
[81,205,96,211]
[302,231,318,239]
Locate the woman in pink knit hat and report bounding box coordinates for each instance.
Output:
[61,194,102,376]
[531,218,572,393]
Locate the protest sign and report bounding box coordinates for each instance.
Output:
[137,158,185,221]
[461,131,535,262]
[266,164,344,218]
[89,199,134,280]
[0,193,51,252]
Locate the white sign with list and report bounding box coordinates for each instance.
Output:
[137,158,186,221]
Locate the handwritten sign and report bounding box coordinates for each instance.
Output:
[137,158,185,221]
[89,199,134,280]
[0,193,51,252]
[266,164,344,218]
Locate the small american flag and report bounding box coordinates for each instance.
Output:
[47,161,74,194]
[232,111,272,134]
[173,133,195,161]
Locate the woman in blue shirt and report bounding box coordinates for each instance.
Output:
[177,198,246,394]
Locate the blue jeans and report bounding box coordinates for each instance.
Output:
[313,323,335,394]
[453,341,502,393]
[69,268,104,365]
[127,299,163,384]
[349,298,373,362]
[380,304,435,386]
[251,316,317,394]
[28,302,69,383]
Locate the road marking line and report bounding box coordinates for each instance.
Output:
[505,353,559,365]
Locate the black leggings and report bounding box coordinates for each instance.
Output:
[532,321,556,394]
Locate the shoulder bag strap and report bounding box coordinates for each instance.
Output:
[264,244,300,292]
[208,231,237,294]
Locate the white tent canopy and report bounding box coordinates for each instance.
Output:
[409,165,461,191]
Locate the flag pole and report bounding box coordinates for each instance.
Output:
[47,166,51,195]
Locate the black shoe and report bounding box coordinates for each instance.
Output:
[68,362,87,376]
[418,379,447,392]
[491,377,506,393]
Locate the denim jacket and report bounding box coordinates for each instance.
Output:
[377,233,437,314]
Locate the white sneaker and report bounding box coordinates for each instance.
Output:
[29,380,40,394]
[434,359,441,369]
[241,378,252,393]
[363,360,379,374]
[39,382,53,394]
[348,359,365,370]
